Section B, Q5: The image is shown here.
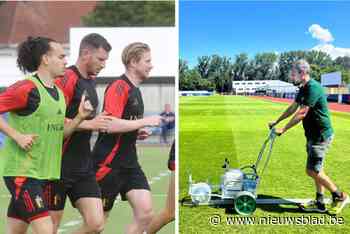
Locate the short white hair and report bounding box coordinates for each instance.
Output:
[293,59,310,75]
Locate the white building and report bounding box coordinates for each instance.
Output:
[232,80,298,95]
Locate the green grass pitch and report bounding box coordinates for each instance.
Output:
[179,95,350,234]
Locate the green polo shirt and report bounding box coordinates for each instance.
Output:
[295,79,333,142]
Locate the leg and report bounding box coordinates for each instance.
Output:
[103,211,110,228]
[96,170,120,232]
[314,177,325,194]
[147,172,175,234]
[301,141,331,212]
[306,168,338,193]
[69,176,105,234]
[161,125,168,143]
[306,138,338,194]
[6,217,29,234]
[45,180,67,234]
[126,189,154,234]
[30,216,53,234]
[72,197,104,234]
[49,210,64,234]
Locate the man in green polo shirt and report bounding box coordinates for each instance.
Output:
[269,59,348,215]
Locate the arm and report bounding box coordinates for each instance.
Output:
[269,102,299,128]
[276,105,309,135]
[63,115,84,138]
[63,95,93,138]
[64,113,111,132]
[0,80,38,151]
[106,115,162,134]
[0,116,37,151]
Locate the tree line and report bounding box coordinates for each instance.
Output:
[180,50,350,93]
[82,1,175,27]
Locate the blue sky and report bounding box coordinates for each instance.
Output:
[180,1,350,67]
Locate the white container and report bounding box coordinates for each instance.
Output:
[190,182,212,204]
[221,169,244,198]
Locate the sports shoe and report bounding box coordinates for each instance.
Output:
[328,192,349,215]
[299,200,327,213]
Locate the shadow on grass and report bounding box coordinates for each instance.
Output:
[180,194,332,216]
[256,194,301,214]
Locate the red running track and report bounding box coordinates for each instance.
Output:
[251,96,350,113]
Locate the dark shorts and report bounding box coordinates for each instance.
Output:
[46,175,101,210]
[98,167,150,212]
[306,135,333,173]
[4,177,49,223]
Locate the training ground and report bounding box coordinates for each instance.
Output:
[180,95,350,233]
[0,146,174,234]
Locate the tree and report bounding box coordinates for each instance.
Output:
[341,69,350,84]
[334,56,350,70]
[179,59,194,90]
[306,50,333,68]
[196,56,212,79]
[232,53,249,81]
[179,70,194,91]
[252,52,278,80]
[82,1,175,26]
[179,69,214,91]
[332,57,350,84]
[278,50,307,82]
[179,58,189,80]
[207,55,232,93]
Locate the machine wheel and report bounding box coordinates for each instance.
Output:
[234,191,256,215]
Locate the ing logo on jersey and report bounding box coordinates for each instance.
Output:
[47,123,64,132]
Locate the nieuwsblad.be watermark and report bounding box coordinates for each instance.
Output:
[208,214,345,226]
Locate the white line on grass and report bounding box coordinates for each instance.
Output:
[62,220,83,227]
[57,219,83,233]
[184,198,350,206]
[256,198,350,205]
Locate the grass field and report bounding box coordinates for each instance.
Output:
[179,95,350,233]
[0,146,174,234]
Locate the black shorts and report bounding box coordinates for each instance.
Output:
[98,167,150,212]
[46,175,101,210]
[4,177,49,223]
